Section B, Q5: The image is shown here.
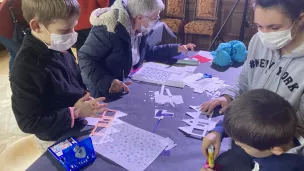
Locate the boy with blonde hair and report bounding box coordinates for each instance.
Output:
[10,0,107,141]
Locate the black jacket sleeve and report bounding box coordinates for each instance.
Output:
[78,27,115,97]
[145,43,180,63]
[10,66,72,141]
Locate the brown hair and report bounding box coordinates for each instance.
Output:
[223,89,297,151]
[22,0,80,24]
[252,0,304,21]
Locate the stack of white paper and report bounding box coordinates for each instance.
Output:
[183,73,228,97]
[132,62,197,88]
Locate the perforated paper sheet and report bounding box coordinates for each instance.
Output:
[132,62,197,88]
[94,120,168,171]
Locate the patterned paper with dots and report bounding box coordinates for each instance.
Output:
[93,120,168,171]
[132,62,197,88]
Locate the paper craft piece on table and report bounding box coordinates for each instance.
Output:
[186,112,201,119]
[190,105,201,112]
[196,51,214,60]
[183,73,204,85]
[163,137,177,151]
[165,88,173,97]
[86,110,128,126]
[85,117,101,126]
[93,120,169,171]
[132,62,197,88]
[179,118,217,138]
[154,86,184,107]
[183,73,229,96]
[155,110,174,119]
[90,110,117,143]
[191,54,212,63]
[171,95,184,105]
[154,93,171,105]
[160,85,165,95]
[193,78,228,94]
[115,111,128,118]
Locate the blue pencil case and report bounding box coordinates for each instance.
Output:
[48,137,96,171]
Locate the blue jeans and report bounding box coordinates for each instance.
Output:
[0,36,20,72]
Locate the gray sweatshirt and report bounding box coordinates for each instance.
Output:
[223,33,304,131]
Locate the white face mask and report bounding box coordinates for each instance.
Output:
[48,32,78,52]
[258,22,296,50]
[140,17,158,33]
[40,26,78,52]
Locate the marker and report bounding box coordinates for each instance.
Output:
[208,145,215,169]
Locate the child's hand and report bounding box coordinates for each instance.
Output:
[200,96,232,114]
[74,94,108,118]
[202,132,221,158]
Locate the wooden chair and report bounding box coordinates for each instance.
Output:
[160,0,187,43]
[184,0,219,47]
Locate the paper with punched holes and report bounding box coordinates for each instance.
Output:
[93,120,169,171]
[132,62,197,88]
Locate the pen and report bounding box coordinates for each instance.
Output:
[208,145,215,169]
[122,70,125,92]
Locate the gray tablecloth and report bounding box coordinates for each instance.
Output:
[27,52,242,171]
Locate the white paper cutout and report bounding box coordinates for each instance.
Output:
[171,95,184,105]
[115,111,128,119]
[186,112,201,119]
[179,109,217,138]
[154,87,183,107]
[163,137,177,151]
[165,88,172,97]
[160,85,165,95]
[155,110,174,119]
[190,105,201,112]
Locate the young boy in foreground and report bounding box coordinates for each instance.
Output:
[10,0,107,141]
[202,89,304,171]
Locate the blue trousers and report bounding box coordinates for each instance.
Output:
[0,36,20,72]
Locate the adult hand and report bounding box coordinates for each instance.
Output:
[202,132,222,159]
[74,93,108,118]
[200,95,232,114]
[109,79,132,94]
[178,43,196,56]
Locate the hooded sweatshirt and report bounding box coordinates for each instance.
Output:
[223,33,304,131]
